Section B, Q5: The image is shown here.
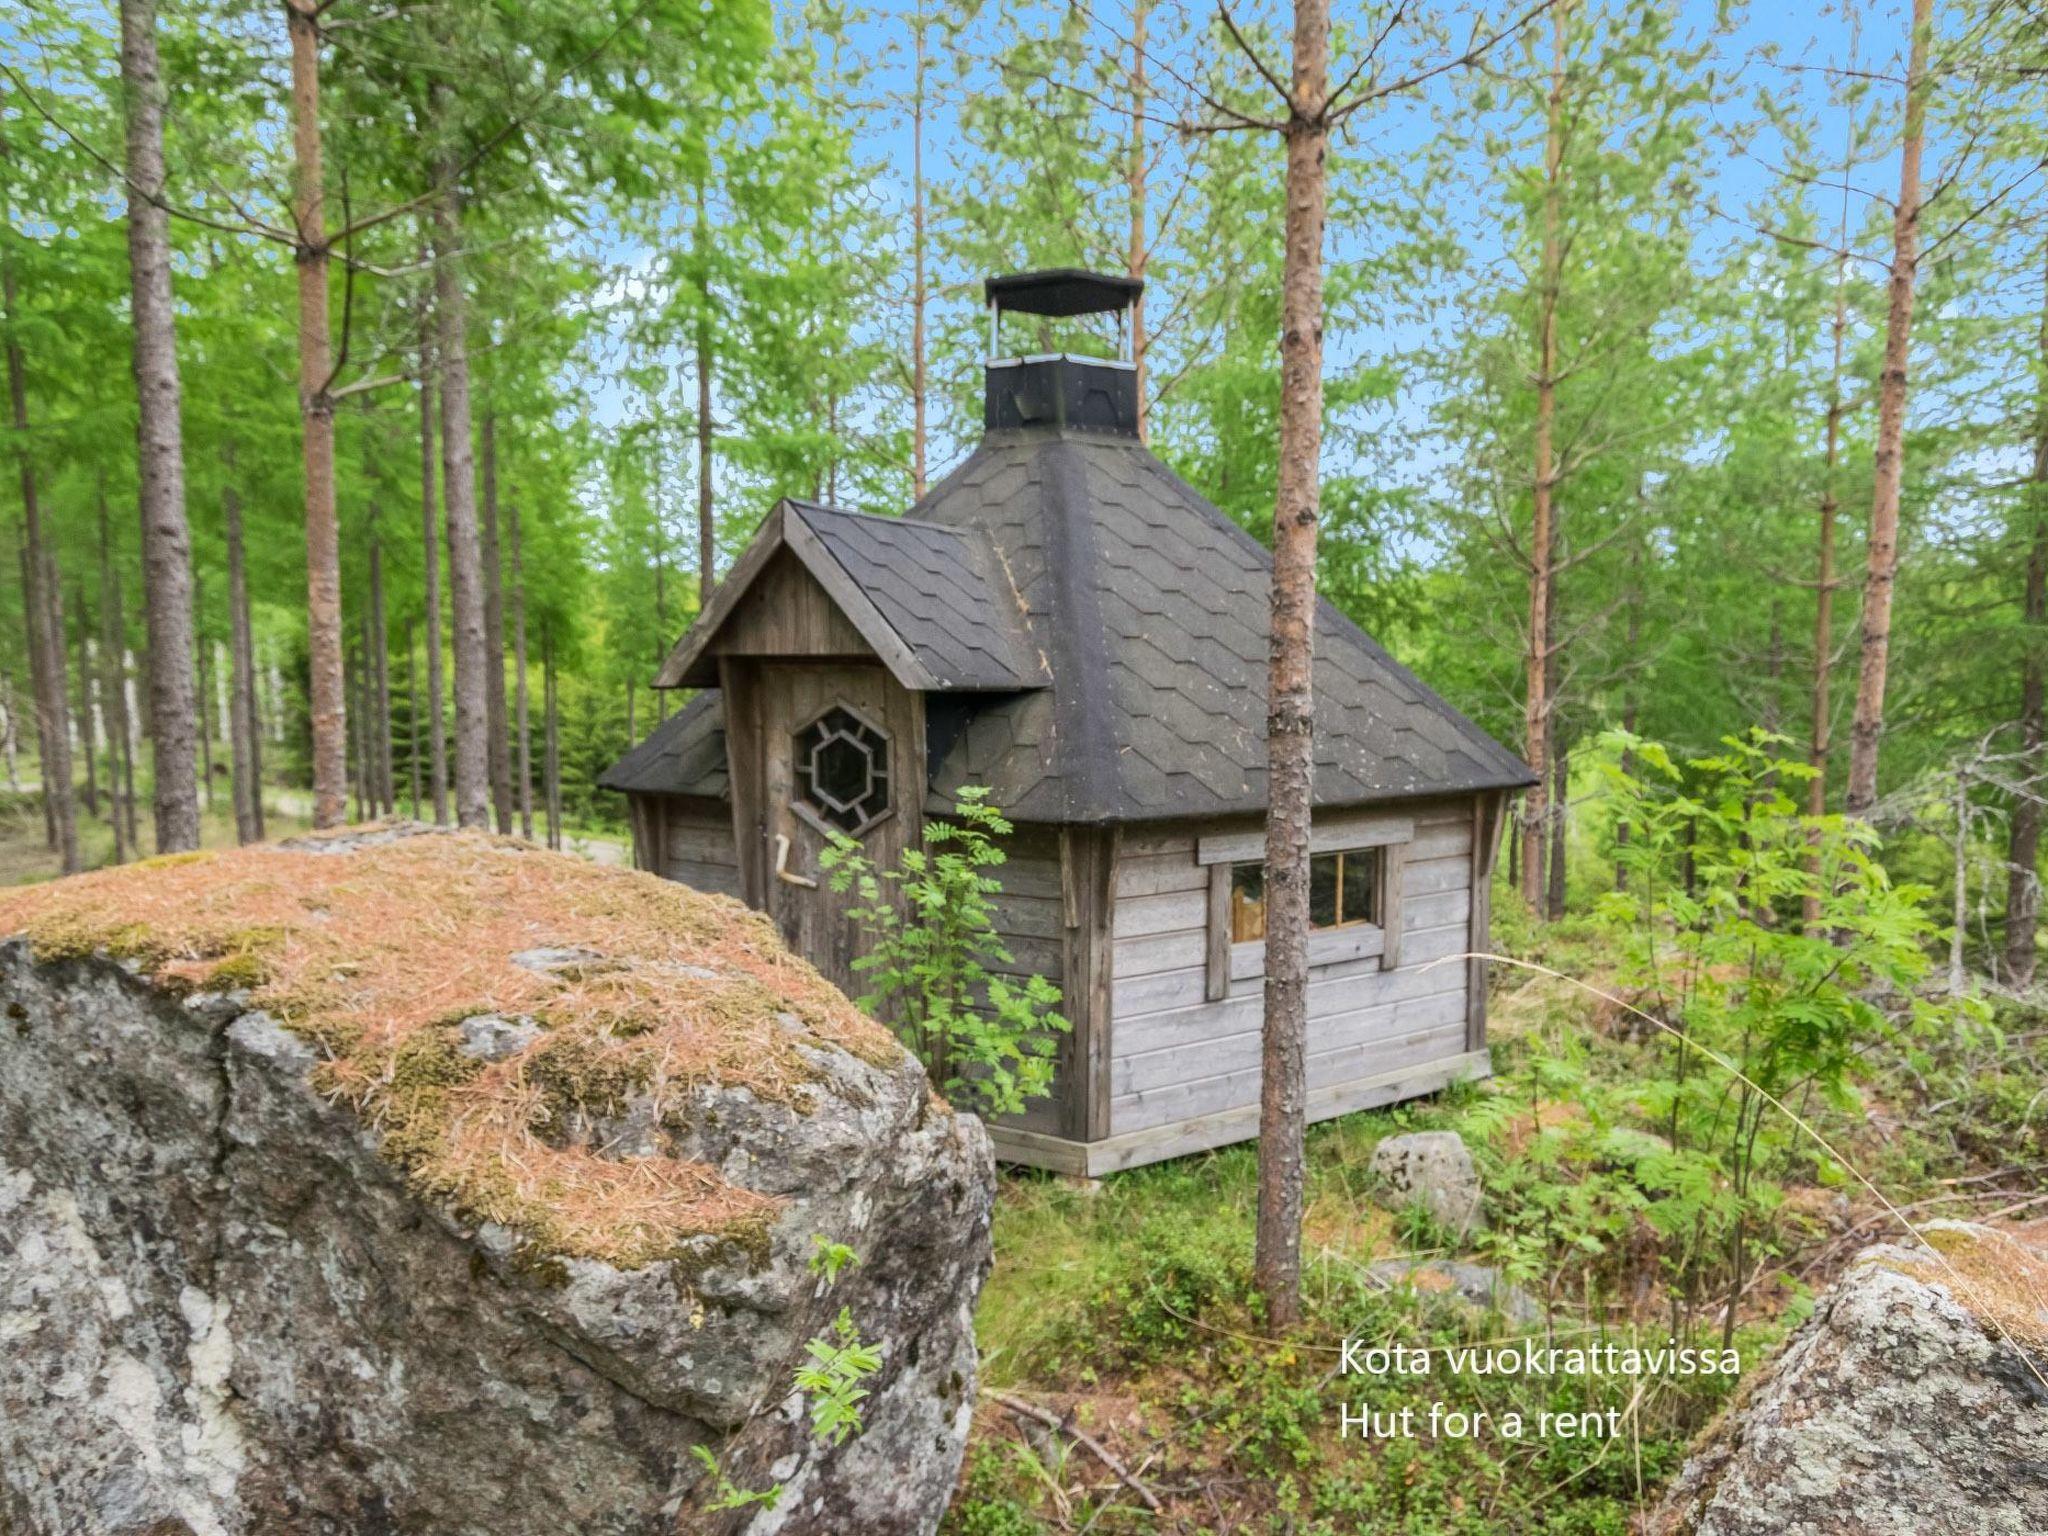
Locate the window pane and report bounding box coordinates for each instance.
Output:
[1309,854,1339,929]
[1230,864,1265,942]
[1342,848,1379,927]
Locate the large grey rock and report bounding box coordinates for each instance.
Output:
[1368,1130,1484,1237]
[0,833,993,1536]
[1648,1223,2048,1535]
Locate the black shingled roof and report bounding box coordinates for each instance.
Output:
[605,421,1533,819]
[651,499,1046,695]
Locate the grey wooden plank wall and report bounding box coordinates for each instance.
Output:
[659,797,743,898]
[1109,797,1478,1134]
[985,832,1068,1136]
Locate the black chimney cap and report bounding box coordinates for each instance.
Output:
[984,268,1143,318]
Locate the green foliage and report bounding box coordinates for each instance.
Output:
[1583,729,1979,1331]
[819,789,1069,1120]
[687,1444,780,1514]
[795,1306,883,1447]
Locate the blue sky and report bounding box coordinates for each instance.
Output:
[594,0,1938,512]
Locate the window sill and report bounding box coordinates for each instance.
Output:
[1229,923,1384,983]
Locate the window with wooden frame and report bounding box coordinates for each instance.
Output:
[1203,827,1408,1002]
[792,705,893,836]
[1227,848,1380,942]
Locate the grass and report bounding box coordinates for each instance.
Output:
[0,781,315,886]
[951,881,2046,1535]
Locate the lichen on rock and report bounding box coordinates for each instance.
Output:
[1647,1220,2048,1535]
[0,825,993,1535]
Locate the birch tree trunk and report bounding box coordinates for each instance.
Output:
[102,520,139,853]
[119,0,200,852]
[480,414,511,830]
[1253,0,1330,1330]
[417,319,448,823]
[510,499,533,840]
[2004,248,2048,986]
[17,543,53,851]
[5,261,77,872]
[224,473,263,844]
[0,670,17,792]
[285,0,347,830]
[1522,2,1568,911]
[430,121,492,831]
[1845,0,1935,818]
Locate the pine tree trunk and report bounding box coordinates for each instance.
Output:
[350,631,368,823]
[417,319,448,824]
[1617,535,1642,892]
[480,414,511,831]
[1845,0,1934,818]
[543,629,561,851]
[430,123,492,831]
[694,179,717,607]
[5,261,78,873]
[75,586,99,819]
[652,508,669,724]
[284,0,347,830]
[1806,241,1852,923]
[1253,0,1330,1332]
[510,499,532,840]
[120,0,201,853]
[194,590,214,809]
[223,470,264,843]
[1128,0,1150,443]
[1547,737,1568,920]
[910,13,929,500]
[1522,2,1568,911]
[369,534,394,816]
[2004,247,2048,987]
[404,621,423,818]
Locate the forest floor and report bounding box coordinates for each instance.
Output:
[0,784,629,884]
[946,906,2048,1536]
[0,784,313,885]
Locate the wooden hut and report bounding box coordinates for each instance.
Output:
[602,269,1534,1174]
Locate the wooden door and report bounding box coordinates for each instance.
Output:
[750,661,920,994]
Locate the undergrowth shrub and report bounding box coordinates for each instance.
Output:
[821,788,1069,1118]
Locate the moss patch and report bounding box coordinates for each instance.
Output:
[1886,1222,2048,1353]
[0,828,916,1268]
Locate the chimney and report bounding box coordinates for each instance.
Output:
[983,269,1143,437]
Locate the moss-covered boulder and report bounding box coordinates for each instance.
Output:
[1649,1220,2048,1535]
[0,826,992,1535]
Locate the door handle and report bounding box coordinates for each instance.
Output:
[773,833,817,889]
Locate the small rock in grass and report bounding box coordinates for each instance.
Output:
[1369,1130,1484,1237]
[1368,1259,1540,1325]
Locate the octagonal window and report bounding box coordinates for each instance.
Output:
[794,706,892,835]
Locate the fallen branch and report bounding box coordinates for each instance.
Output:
[982,1389,1164,1514]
